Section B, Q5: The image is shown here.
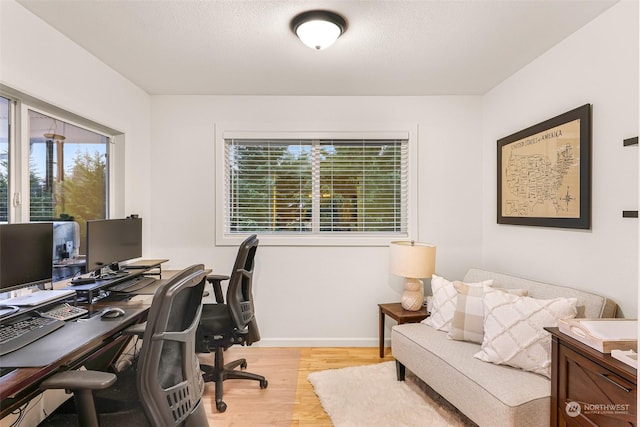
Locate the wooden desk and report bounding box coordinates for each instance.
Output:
[0,295,153,419]
[378,302,429,358]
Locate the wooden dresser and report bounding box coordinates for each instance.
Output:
[547,327,637,426]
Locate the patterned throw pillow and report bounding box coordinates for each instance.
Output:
[473,290,577,378]
[448,284,528,344]
[423,274,492,332]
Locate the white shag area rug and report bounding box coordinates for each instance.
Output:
[308,361,459,427]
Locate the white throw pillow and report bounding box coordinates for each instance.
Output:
[423,274,492,332]
[474,290,577,378]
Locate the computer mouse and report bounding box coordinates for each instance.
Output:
[101,307,126,319]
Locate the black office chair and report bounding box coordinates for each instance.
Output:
[196,234,267,413]
[39,264,210,427]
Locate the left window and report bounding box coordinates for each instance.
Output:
[1,91,115,262]
[27,109,108,244]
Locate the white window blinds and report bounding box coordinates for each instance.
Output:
[224,138,408,236]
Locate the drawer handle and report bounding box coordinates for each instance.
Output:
[599,373,633,393]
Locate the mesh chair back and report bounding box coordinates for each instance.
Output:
[137,264,209,426]
[226,235,258,331]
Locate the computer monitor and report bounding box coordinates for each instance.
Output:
[0,222,54,293]
[85,218,142,275]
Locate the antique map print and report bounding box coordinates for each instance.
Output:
[501,118,581,218]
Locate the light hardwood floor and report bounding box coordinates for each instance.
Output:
[200,346,394,426]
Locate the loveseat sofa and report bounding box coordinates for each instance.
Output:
[391,268,618,427]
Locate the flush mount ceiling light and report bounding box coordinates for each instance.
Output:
[291,10,347,50]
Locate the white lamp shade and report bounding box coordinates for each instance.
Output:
[389,241,436,279]
[295,19,342,50]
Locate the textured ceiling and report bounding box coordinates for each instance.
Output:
[17,0,619,96]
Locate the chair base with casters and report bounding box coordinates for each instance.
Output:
[199,342,268,412]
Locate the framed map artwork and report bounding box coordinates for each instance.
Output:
[497,104,591,229]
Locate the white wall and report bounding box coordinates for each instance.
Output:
[3,0,636,345]
[0,0,152,249]
[150,96,483,345]
[482,0,639,317]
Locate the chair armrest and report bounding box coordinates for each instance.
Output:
[40,370,116,391]
[207,274,229,303]
[123,322,146,337]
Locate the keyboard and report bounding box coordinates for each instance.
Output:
[109,276,156,293]
[0,315,65,356]
[39,303,88,321]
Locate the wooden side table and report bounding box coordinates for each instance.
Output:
[378,302,428,358]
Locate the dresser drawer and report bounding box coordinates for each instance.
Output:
[558,344,636,426]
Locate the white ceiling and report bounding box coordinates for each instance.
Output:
[17,0,619,96]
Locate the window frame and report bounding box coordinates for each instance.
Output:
[19,105,114,222]
[0,85,122,223]
[1,96,16,223]
[215,124,419,247]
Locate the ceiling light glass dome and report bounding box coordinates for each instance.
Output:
[291,10,347,50]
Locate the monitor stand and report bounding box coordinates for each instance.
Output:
[98,264,129,280]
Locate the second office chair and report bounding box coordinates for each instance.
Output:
[196,234,267,413]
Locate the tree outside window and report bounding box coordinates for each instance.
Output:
[225,138,407,236]
[28,110,108,253]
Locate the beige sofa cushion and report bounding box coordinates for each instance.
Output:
[392,323,550,426]
[462,269,617,318]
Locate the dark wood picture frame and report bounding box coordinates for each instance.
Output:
[497,104,591,229]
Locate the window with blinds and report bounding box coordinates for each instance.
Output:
[224,138,408,235]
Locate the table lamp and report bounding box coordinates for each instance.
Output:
[389,241,436,311]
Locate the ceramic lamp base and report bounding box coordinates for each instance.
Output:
[401,278,424,311]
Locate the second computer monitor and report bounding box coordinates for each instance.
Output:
[85,218,142,274]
